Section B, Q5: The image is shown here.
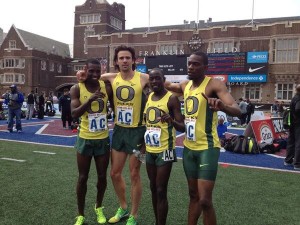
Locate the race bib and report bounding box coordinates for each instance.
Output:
[144,127,162,147]
[185,118,196,141]
[117,106,133,125]
[163,149,174,161]
[88,113,107,132]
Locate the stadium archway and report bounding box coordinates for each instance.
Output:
[55,83,76,98]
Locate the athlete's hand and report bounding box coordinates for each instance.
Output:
[202,93,225,111]
[76,70,87,83]
[89,87,105,102]
[159,109,173,124]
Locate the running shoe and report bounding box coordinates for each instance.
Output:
[95,205,106,224]
[74,215,85,225]
[108,207,129,223]
[126,215,137,225]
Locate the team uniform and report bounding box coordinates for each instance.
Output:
[144,91,177,166]
[111,71,146,153]
[75,81,110,156]
[183,76,220,181]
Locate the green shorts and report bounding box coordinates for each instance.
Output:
[183,146,220,181]
[75,136,110,157]
[111,125,146,154]
[146,149,177,166]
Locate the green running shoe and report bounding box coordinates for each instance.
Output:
[95,205,106,224]
[126,215,137,225]
[74,215,85,225]
[108,207,129,223]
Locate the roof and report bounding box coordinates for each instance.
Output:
[122,16,300,33]
[15,26,71,58]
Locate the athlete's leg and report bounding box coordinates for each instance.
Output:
[76,152,92,216]
[94,150,110,207]
[128,153,142,218]
[198,180,216,225]
[187,179,200,225]
[110,149,128,209]
[146,163,158,224]
[155,163,172,225]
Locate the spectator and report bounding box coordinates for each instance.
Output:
[59,88,72,129]
[217,117,228,146]
[278,101,285,117]
[238,98,247,125]
[4,84,24,132]
[38,93,45,119]
[272,100,279,117]
[246,98,255,124]
[26,90,35,120]
[284,84,300,170]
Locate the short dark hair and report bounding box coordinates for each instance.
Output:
[149,68,165,80]
[63,88,69,92]
[191,51,208,66]
[85,58,100,66]
[113,45,136,71]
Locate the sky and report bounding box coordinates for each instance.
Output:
[0,0,299,45]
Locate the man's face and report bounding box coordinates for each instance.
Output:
[85,63,101,81]
[187,54,207,80]
[149,70,165,93]
[116,50,134,72]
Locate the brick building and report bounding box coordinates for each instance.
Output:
[71,1,300,104]
[0,25,73,97]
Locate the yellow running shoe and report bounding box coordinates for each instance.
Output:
[108,207,129,223]
[95,205,106,224]
[74,215,85,225]
[126,215,137,225]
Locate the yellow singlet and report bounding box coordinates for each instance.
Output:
[183,76,221,150]
[144,91,176,153]
[112,71,146,128]
[78,81,109,139]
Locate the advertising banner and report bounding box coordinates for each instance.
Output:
[251,119,276,147]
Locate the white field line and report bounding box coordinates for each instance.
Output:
[35,124,49,134]
[0,138,73,148]
[0,157,26,162]
[266,153,285,159]
[33,151,56,155]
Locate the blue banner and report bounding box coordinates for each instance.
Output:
[247,52,268,63]
[228,74,267,83]
[136,64,147,73]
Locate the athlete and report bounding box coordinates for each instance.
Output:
[144,68,184,225]
[101,45,149,225]
[70,58,113,225]
[165,51,241,225]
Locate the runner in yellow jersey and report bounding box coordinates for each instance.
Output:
[101,45,149,225]
[165,52,241,225]
[144,68,184,225]
[70,58,113,225]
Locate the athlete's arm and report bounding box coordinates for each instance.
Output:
[164,80,188,96]
[167,95,185,132]
[203,79,241,117]
[70,84,105,118]
[105,81,115,113]
[100,72,117,83]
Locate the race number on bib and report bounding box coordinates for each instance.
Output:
[88,113,107,132]
[185,118,196,141]
[144,127,162,147]
[117,106,133,125]
[163,149,174,161]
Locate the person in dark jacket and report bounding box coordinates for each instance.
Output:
[3,84,24,132]
[284,84,300,170]
[59,88,72,129]
[26,90,35,120]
